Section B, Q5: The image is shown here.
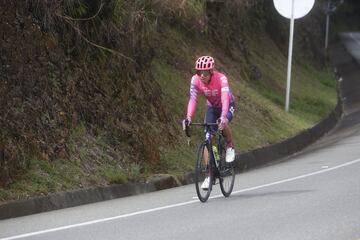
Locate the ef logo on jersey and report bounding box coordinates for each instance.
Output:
[204,89,219,97]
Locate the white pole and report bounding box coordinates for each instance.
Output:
[285,0,295,112]
[325,4,330,49]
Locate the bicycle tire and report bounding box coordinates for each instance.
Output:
[194,143,212,202]
[218,138,235,197]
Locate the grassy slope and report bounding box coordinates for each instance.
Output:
[0,3,337,201]
[155,25,337,177]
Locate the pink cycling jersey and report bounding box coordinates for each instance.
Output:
[186,71,235,120]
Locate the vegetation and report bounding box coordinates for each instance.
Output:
[0,0,343,201]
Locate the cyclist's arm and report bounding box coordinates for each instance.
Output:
[186,77,199,120]
[220,76,230,118]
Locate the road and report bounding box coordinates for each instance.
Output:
[1,33,360,240]
[342,32,360,65]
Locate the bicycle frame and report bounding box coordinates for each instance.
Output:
[191,123,223,188]
[208,130,224,178]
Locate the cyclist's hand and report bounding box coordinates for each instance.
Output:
[182,118,191,137]
[218,117,228,130]
[182,118,191,131]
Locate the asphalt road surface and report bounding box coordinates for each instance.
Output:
[1,33,360,240]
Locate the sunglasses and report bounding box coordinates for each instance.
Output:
[196,70,211,77]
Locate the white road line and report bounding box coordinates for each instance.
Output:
[2,158,360,240]
[210,158,360,200]
[0,200,199,240]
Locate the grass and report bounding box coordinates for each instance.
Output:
[155,27,337,176]
[0,3,338,202]
[0,126,144,201]
[0,158,80,201]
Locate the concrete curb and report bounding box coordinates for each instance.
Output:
[0,175,179,220]
[0,41,348,221]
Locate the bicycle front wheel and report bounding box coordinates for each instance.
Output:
[194,143,212,202]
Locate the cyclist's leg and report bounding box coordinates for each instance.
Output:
[204,106,221,132]
[222,102,235,148]
[222,103,236,162]
[203,106,219,165]
[205,105,222,144]
[222,126,234,147]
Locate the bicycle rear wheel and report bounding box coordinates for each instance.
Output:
[218,140,235,197]
[194,143,212,202]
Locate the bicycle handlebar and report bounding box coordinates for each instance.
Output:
[184,122,219,138]
[190,123,218,126]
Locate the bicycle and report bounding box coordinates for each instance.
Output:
[184,122,235,202]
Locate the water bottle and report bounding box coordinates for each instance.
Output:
[212,145,220,166]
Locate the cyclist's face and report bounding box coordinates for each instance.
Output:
[197,70,211,84]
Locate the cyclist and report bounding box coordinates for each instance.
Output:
[183,56,236,189]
